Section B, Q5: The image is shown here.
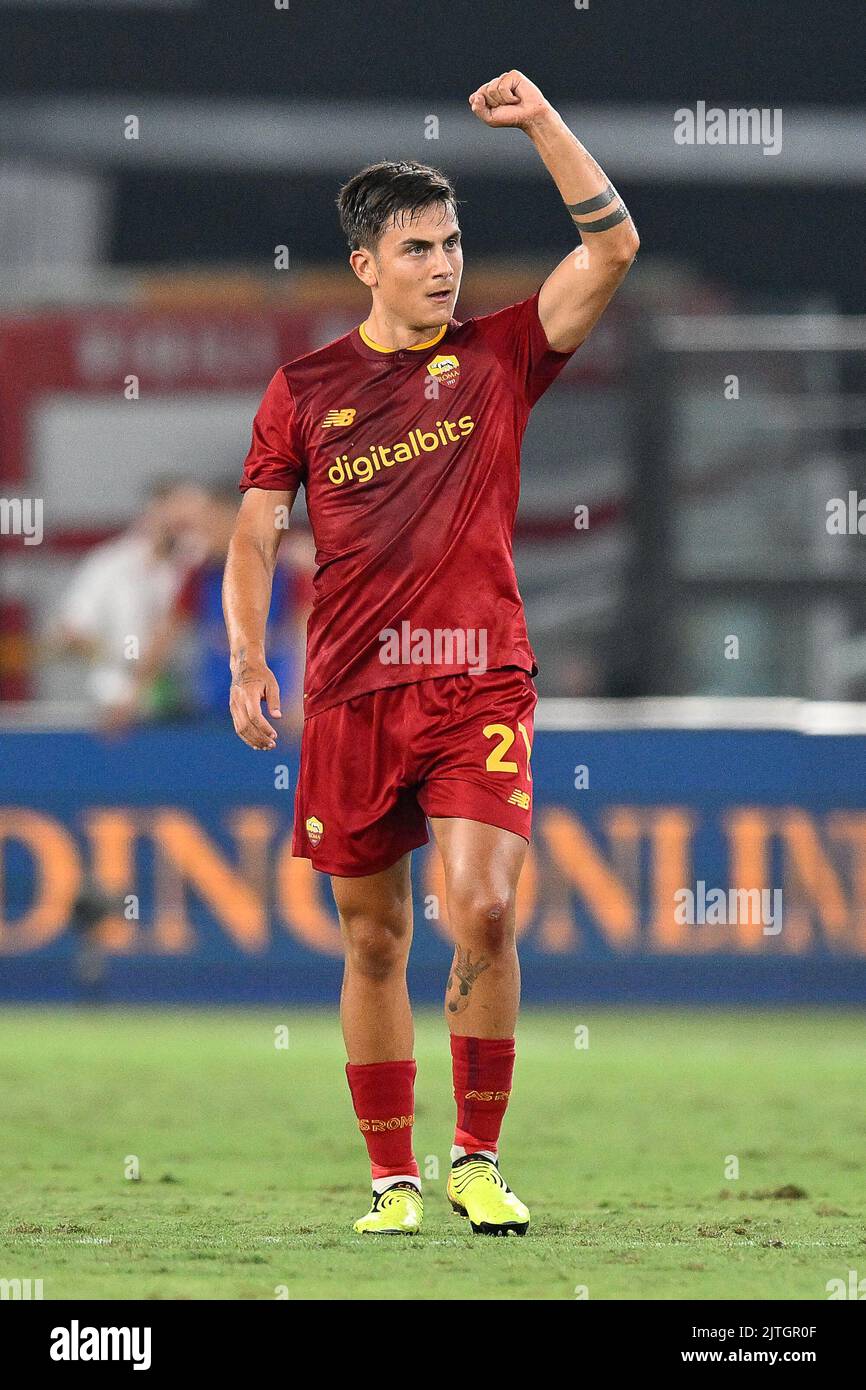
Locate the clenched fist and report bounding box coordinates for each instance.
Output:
[468,70,552,131]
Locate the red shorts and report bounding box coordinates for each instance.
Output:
[292,666,537,877]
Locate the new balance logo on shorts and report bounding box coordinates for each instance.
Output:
[508,789,530,810]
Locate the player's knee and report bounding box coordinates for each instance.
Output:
[340,908,410,979]
[451,891,515,954]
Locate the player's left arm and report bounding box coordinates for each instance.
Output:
[469,70,639,353]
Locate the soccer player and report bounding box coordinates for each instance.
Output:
[224,71,638,1236]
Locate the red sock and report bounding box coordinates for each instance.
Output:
[451,1035,515,1154]
[345,1059,420,1183]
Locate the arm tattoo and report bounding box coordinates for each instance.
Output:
[231,646,250,686]
[446,948,491,1014]
[572,203,630,232]
[565,182,631,234]
[564,183,616,216]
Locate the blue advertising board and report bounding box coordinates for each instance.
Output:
[1,722,866,1003]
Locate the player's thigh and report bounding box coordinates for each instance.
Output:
[330,851,414,951]
[428,816,528,927]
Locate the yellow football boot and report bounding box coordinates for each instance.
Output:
[352,1181,423,1235]
[447,1154,529,1236]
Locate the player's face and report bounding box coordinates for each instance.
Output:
[372,202,463,329]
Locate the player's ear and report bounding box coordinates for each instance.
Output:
[349,248,377,289]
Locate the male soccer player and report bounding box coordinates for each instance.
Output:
[224,71,638,1236]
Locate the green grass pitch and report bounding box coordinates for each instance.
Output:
[1,1006,863,1301]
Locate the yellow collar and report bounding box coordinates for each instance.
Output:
[358,321,448,354]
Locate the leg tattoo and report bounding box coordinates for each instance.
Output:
[446,947,491,1015]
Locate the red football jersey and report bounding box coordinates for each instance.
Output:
[239,289,577,717]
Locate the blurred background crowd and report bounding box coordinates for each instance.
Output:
[48,476,313,733]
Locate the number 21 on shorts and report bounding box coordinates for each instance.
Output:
[482,721,532,781]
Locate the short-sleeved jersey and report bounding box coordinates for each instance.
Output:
[239,289,577,717]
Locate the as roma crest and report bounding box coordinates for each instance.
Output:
[426,353,460,390]
[305,816,324,847]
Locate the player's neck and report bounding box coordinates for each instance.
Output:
[360,308,448,353]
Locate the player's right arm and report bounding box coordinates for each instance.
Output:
[223,487,296,750]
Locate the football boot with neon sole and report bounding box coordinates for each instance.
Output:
[446,1153,529,1236]
[352,1181,423,1235]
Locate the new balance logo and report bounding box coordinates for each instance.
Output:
[321,408,356,428]
[465,1090,510,1102]
[507,790,530,810]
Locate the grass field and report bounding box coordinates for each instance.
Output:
[1,1006,864,1301]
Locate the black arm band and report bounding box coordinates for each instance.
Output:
[564,183,616,216]
[573,202,630,233]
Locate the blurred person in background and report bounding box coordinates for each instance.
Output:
[51,478,208,729]
[142,481,312,733]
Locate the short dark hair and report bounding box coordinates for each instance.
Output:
[336,160,458,253]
